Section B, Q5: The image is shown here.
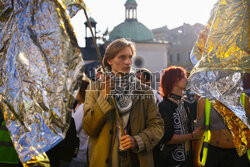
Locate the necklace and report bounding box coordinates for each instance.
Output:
[169,93,182,100]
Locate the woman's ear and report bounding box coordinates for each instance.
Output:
[107,59,112,65]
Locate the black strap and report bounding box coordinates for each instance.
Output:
[0,126,8,131]
[0,110,4,125]
[0,109,10,143]
[0,110,7,131]
[0,141,13,147]
[184,101,194,131]
[169,93,182,100]
[86,142,89,167]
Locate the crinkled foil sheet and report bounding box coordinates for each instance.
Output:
[0,0,84,163]
[190,0,249,72]
[61,0,87,18]
[211,100,250,156]
[188,0,249,156]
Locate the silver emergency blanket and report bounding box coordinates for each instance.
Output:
[188,0,249,128]
[188,71,249,127]
[62,0,87,18]
[187,0,249,155]
[0,0,84,163]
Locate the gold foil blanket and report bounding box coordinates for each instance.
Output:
[188,0,249,156]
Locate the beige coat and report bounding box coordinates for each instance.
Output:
[83,80,164,167]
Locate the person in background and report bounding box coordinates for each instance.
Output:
[193,74,250,167]
[243,73,250,96]
[83,38,164,167]
[155,66,203,167]
[185,91,200,120]
[194,97,249,167]
[0,105,22,167]
[46,101,79,167]
[136,68,162,105]
[95,65,103,81]
[69,76,90,167]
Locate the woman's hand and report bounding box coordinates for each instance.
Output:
[192,127,204,140]
[194,161,203,167]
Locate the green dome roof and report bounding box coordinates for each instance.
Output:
[89,17,96,23]
[109,20,154,42]
[84,17,97,27]
[125,0,137,5]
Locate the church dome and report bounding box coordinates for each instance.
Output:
[125,0,137,6]
[109,0,154,42]
[109,20,153,42]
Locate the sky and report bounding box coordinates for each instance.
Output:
[70,0,218,47]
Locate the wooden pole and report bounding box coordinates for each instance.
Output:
[82,8,125,136]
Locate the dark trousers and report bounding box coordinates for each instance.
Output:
[205,144,249,167]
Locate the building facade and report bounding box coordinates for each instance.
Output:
[80,17,105,80]
[152,23,205,71]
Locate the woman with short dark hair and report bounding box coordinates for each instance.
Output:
[155,66,203,167]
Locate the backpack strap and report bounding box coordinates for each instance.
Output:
[240,93,250,162]
[201,98,211,166]
[241,93,245,110]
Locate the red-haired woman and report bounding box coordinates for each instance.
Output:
[155,66,203,167]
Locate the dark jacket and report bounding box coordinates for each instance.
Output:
[155,97,194,167]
